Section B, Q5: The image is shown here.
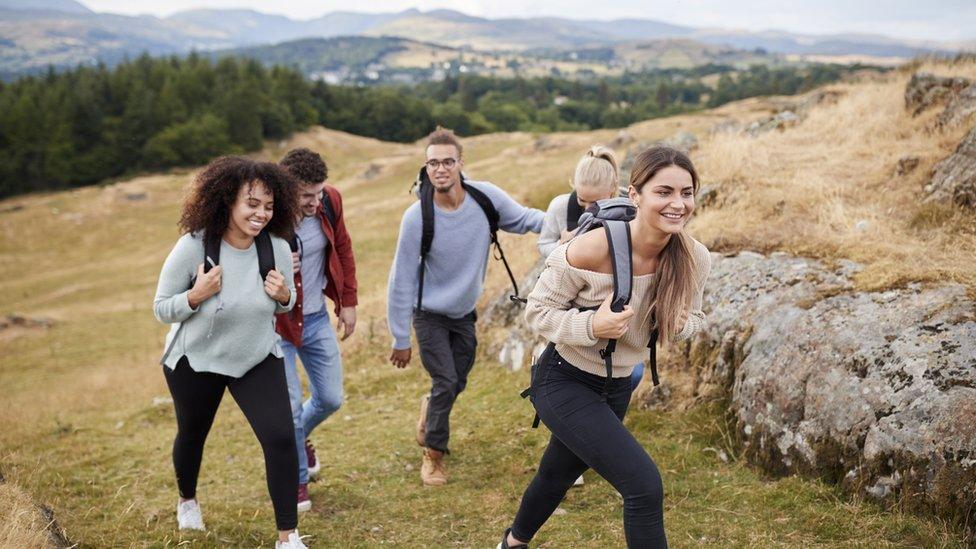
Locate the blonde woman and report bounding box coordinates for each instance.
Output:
[499,146,711,548]
[537,145,620,259]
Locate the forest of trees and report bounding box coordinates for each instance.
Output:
[0,54,868,198]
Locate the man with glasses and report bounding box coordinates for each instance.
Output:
[387,127,544,486]
[276,148,358,512]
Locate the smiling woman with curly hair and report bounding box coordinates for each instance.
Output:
[153,155,309,548]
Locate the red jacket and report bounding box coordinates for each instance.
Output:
[275,185,358,347]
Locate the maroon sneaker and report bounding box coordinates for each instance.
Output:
[297,483,311,513]
[305,439,321,479]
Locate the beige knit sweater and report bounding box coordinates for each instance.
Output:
[525,237,711,377]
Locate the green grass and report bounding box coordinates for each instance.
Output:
[0,127,968,546]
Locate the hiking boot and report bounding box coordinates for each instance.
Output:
[176,499,205,531]
[297,483,311,513]
[416,394,429,446]
[275,530,308,549]
[497,527,528,548]
[305,439,321,479]
[420,448,447,486]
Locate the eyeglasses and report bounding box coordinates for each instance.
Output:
[425,158,457,170]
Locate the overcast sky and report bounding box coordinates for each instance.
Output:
[80,0,976,43]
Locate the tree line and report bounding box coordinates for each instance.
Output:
[0,54,869,198]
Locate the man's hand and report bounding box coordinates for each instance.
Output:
[390,347,411,369]
[336,306,357,341]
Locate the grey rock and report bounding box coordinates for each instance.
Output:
[685,251,976,525]
[927,126,976,208]
[938,84,976,128]
[905,72,972,116]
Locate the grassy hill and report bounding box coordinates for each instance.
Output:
[0,57,974,546]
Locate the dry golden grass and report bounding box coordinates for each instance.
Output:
[692,60,976,291]
[0,482,56,548]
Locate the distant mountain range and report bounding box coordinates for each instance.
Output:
[0,2,968,79]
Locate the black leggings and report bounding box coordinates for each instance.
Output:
[510,347,667,548]
[163,354,298,531]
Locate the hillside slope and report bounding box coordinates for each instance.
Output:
[0,59,973,546]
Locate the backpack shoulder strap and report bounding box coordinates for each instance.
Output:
[602,219,633,312]
[597,219,633,399]
[417,180,435,310]
[462,182,500,238]
[255,230,275,281]
[463,181,525,304]
[203,232,221,273]
[321,189,338,228]
[566,191,583,232]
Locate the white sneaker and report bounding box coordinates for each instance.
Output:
[275,530,308,549]
[176,499,205,530]
[573,475,585,487]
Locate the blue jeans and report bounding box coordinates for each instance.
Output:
[631,362,644,390]
[281,310,343,484]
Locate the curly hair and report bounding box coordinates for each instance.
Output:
[179,156,299,242]
[280,147,328,184]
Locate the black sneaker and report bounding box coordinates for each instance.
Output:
[497,528,528,549]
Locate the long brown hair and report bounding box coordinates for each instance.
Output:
[629,146,701,342]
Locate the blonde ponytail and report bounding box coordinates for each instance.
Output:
[572,145,619,194]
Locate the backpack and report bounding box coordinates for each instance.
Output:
[521,197,660,426]
[413,166,523,309]
[565,186,630,232]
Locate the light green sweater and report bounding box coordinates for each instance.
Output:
[153,232,295,378]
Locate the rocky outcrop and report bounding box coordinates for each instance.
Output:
[905,72,972,115]
[686,252,976,527]
[483,249,976,529]
[905,72,976,128]
[926,126,976,208]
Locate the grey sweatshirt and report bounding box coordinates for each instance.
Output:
[154,232,296,378]
[537,192,572,258]
[386,180,545,349]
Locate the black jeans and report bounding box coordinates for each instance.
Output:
[163,354,299,531]
[510,346,667,548]
[413,309,478,453]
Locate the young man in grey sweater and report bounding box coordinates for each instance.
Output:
[387,127,544,486]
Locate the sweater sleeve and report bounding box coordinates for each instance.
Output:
[476,181,545,234]
[386,206,422,349]
[675,241,712,341]
[153,234,200,324]
[537,194,567,258]
[272,236,296,314]
[524,245,599,347]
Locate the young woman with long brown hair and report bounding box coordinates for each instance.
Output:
[499,146,711,548]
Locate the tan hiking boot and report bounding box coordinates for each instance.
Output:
[421,448,448,486]
[416,394,429,447]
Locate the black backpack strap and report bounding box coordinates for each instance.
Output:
[598,220,633,400]
[566,190,583,231]
[464,182,525,305]
[204,232,221,273]
[417,176,435,311]
[320,189,338,228]
[648,326,660,386]
[255,230,275,281]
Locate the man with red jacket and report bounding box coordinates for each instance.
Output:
[275,148,357,513]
